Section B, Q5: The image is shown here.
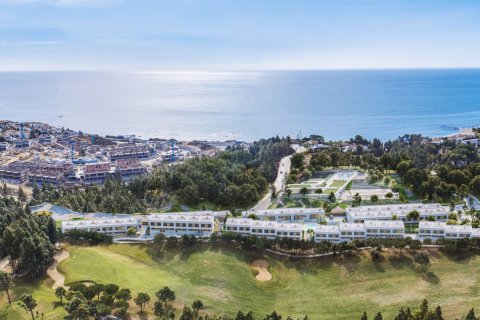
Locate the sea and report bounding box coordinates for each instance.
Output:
[1,69,480,142]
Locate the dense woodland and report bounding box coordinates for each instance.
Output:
[30,137,293,212]
[0,197,57,278]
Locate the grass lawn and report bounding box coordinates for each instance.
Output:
[0,278,67,320]
[329,180,347,188]
[2,244,479,319]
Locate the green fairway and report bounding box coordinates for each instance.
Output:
[2,244,480,319]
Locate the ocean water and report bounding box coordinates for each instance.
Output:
[1,69,480,142]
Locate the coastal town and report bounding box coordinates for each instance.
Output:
[3,120,480,320]
[0,120,242,190]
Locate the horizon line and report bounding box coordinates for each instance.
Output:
[1,66,480,73]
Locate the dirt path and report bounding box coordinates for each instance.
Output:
[252,259,272,281]
[47,250,70,289]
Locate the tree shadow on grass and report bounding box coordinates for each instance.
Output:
[388,254,414,270]
[421,270,440,285]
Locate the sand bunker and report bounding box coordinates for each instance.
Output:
[252,259,272,281]
[47,250,70,289]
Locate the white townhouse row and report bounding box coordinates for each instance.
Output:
[242,207,324,222]
[61,211,218,238]
[418,221,480,240]
[149,210,230,219]
[225,218,304,240]
[148,214,215,237]
[314,220,405,243]
[346,203,450,224]
[61,218,143,236]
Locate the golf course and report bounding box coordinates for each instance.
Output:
[2,244,480,319]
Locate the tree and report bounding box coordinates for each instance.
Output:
[285,188,292,198]
[414,252,430,272]
[156,286,176,303]
[96,303,112,318]
[465,308,477,320]
[328,192,336,203]
[104,283,119,295]
[370,195,379,204]
[407,210,420,222]
[264,311,282,320]
[300,187,309,197]
[1,182,8,196]
[370,249,381,263]
[115,288,132,301]
[409,240,422,252]
[18,187,27,203]
[291,153,304,169]
[0,271,14,304]
[134,292,150,313]
[18,293,37,320]
[192,299,204,311]
[55,286,66,303]
[154,300,165,317]
[352,193,362,207]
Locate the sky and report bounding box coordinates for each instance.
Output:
[0,0,480,71]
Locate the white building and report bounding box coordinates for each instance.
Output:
[225,218,304,240]
[347,203,449,224]
[339,223,366,242]
[418,221,446,239]
[314,225,341,243]
[250,220,278,239]
[243,207,323,222]
[418,221,480,240]
[61,218,142,236]
[313,220,405,243]
[364,220,405,239]
[276,222,304,240]
[148,214,215,237]
[225,218,252,237]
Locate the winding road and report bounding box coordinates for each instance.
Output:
[251,144,305,211]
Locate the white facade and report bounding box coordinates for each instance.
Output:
[61,218,142,236]
[313,220,405,243]
[243,207,323,222]
[225,218,304,240]
[418,221,480,240]
[225,218,252,237]
[347,203,449,224]
[418,221,446,239]
[314,225,341,242]
[339,223,366,242]
[276,222,303,240]
[148,214,215,237]
[364,220,405,239]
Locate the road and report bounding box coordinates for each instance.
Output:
[250,144,305,211]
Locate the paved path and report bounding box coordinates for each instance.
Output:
[47,250,70,289]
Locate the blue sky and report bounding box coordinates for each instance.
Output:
[0,0,479,70]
